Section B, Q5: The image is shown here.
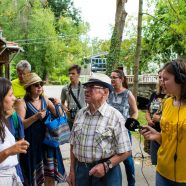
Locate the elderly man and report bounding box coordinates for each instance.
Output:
[11,60,31,98]
[68,74,132,186]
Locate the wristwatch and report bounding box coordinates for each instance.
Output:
[106,159,113,169]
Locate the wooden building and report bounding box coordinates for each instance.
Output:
[0,29,23,79]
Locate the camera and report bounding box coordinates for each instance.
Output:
[69,107,77,119]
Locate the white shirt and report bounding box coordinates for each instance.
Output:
[0,125,18,170]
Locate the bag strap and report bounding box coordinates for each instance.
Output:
[69,87,82,109]
[55,104,67,117]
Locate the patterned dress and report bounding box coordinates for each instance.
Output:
[20,96,66,186]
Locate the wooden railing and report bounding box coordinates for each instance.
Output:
[127,75,158,84]
[80,74,158,84]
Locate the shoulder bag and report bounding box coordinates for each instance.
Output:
[43,104,70,147]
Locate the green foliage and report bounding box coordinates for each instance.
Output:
[131,110,146,139]
[143,0,186,63]
[106,29,121,75]
[47,0,82,25]
[0,0,91,82]
[60,75,70,85]
[138,110,146,126]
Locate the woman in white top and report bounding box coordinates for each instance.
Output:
[0,77,29,186]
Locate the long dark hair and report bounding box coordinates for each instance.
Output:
[112,69,128,88]
[0,78,12,142]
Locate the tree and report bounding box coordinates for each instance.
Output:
[0,0,90,82]
[133,0,143,99]
[106,0,128,75]
[143,0,186,63]
[47,0,81,25]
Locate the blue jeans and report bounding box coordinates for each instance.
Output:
[156,172,186,186]
[75,161,122,186]
[123,131,135,186]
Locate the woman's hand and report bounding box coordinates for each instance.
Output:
[152,113,161,123]
[140,126,161,144]
[0,139,30,163]
[53,98,61,106]
[6,139,30,156]
[147,119,155,127]
[36,109,46,120]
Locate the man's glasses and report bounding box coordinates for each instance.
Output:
[33,82,44,88]
[83,85,105,90]
[110,76,120,80]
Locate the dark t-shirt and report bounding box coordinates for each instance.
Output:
[147,92,166,132]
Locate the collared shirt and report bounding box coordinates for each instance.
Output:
[70,102,131,163]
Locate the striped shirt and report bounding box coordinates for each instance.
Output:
[70,102,131,163]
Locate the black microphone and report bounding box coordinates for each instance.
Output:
[125,118,144,131]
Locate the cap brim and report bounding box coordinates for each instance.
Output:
[83,79,113,92]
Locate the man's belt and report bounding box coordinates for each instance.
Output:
[76,156,112,168]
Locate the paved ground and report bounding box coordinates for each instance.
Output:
[58,136,156,186]
[44,86,156,186]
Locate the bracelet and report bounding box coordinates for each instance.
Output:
[102,163,106,175]
[103,162,109,173]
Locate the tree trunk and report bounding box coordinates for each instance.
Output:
[133,0,143,99]
[106,0,127,75]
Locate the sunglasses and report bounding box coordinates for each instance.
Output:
[33,82,44,88]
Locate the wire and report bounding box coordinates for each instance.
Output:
[174,104,181,182]
[134,133,150,186]
[13,34,84,43]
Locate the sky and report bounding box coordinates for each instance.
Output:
[73,0,139,40]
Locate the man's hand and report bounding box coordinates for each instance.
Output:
[68,170,75,186]
[89,163,105,177]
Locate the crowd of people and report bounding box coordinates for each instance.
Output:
[0,59,186,186]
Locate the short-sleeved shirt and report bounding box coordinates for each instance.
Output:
[157,97,186,182]
[11,78,26,98]
[70,102,131,163]
[61,83,86,110]
[147,92,166,132]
